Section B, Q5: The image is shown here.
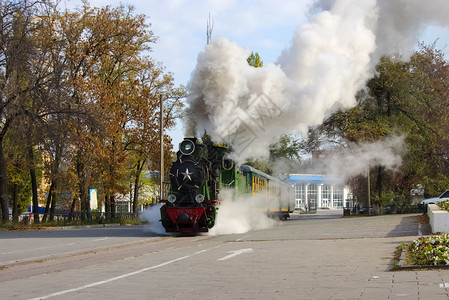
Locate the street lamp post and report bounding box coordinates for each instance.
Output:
[160,94,164,203]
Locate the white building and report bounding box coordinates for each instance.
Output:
[287,174,351,210]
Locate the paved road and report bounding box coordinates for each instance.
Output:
[1,209,448,299]
[0,225,160,268]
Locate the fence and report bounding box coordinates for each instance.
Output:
[9,211,141,224]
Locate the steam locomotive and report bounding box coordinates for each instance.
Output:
[160,137,294,233]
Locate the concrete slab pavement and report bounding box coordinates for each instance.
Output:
[1,208,448,299]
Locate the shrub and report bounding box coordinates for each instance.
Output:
[438,200,449,212]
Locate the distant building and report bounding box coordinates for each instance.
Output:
[287,174,351,210]
[110,172,160,213]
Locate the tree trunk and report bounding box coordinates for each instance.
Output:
[132,160,145,216]
[375,166,384,199]
[79,178,88,220]
[29,146,40,224]
[12,182,18,223]
[68,196,77,221]
[50,186,56,221]
[50,143,62,221]
[44,143,62,222]
[374,166,385,215]
[76,151,90,221]
[105,194,110,219]
[105,193,116,220]
[0,141,9,223]
[42,182,54,223]
[133,175,140,216]
[110,195,115,219]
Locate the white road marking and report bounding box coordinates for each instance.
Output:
[217,248,253,261]
[235,235,250,242]
[29,246,217,300]
[93,237,109,242]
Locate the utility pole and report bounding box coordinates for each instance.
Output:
[367,167,371,215]
[160,94,164,203]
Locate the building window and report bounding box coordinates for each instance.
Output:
[308,184,317,209]
[295,184,305,209]
[333,185,344,207]
[321,184,330,207]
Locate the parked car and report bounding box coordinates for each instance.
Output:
[418,190,449,210]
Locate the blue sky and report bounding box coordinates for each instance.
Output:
[65,0,312,85]
[65,0,449,147]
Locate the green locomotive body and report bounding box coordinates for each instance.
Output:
[160,138,294,233]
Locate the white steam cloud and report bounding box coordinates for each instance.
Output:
[207,189,277,235]
[311,136,405,177]
[185,0,449,164]
[140,204,169,235]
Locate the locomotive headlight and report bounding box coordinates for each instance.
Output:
[195,194,205,203]
[180,139,195,155]
[167,194,176,203]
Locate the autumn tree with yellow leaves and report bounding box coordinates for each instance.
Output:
[0,1,184,223]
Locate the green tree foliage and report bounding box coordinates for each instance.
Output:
[247,52,263,68]
[244,157,272,175]
[245,135,302,175]
[313,44,449,211]
[269,135,302,162]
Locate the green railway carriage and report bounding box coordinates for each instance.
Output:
[240,165,294,220]
[160,138,294,233]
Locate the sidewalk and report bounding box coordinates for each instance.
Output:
[285,210,446,299]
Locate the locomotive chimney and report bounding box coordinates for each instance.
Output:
[184,137,198,144]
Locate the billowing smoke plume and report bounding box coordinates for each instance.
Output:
[186,0,449,164]
[309,136,405,177]
[374,0,449,62]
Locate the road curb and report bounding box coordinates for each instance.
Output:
[52,223,122,230]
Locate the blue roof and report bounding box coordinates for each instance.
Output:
[287,175,346,185]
